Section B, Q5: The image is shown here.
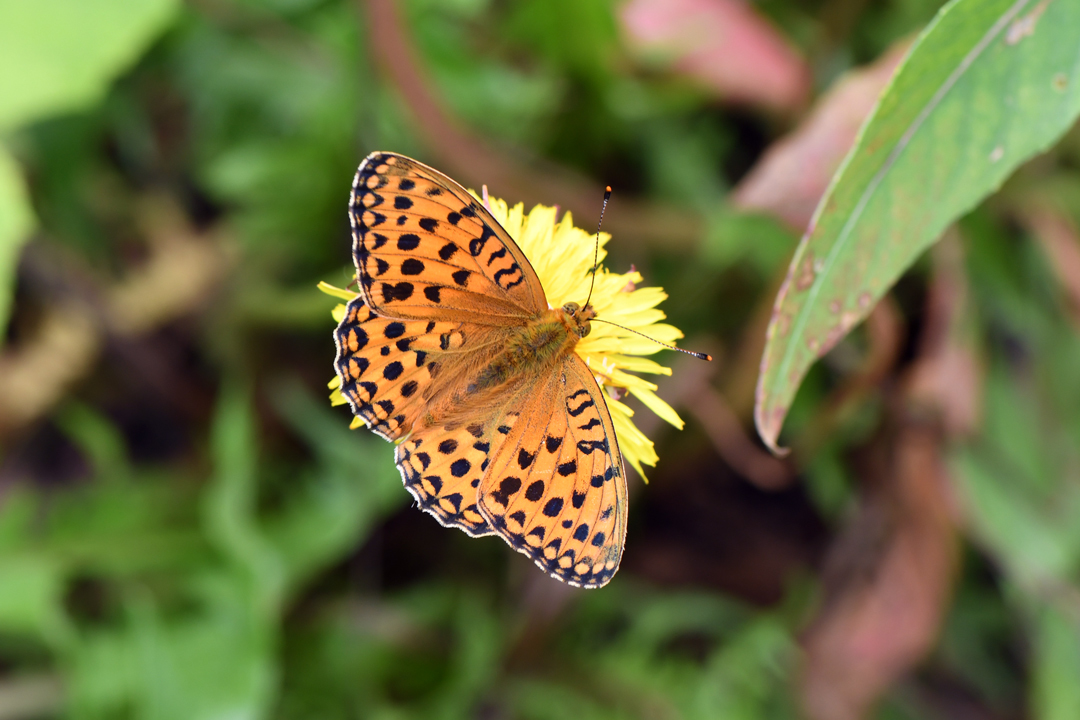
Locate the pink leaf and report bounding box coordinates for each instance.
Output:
[732,41,911,231]
[620,0,810,113]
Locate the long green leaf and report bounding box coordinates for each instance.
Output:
[754,0,1080,452]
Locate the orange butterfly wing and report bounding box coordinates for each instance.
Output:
[336,151,628,587]
[477,356,627,587]
[349,152,547,322]
[334,297,464,441]
[335,295,505,536]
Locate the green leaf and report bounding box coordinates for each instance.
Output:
[68,578,276,720]
[1032,605,1080,720]
[205,382,286,618]
[755,0,1080,452]
[949,363,1080,587]
[264,380,404,594]
[0,0,179,131]
[0,554,74,650]
[0,0,179,340]
[0,147,34,340]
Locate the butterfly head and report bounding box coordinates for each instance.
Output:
[561,301,596,338]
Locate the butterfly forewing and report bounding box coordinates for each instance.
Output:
[351,153,547,323]
[478,358,627,588]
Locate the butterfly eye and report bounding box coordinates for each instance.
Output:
[562,302,580,316]
[577,322,591,338]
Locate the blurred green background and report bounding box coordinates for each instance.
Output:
[2,0,1080,718]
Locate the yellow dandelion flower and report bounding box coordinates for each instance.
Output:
[321,193,686,480]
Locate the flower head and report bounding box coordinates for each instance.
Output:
[321,195,685,479]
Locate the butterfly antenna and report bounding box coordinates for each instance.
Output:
[584,186,611,309]
[592,318,712,361]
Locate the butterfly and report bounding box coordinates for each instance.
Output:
[333,151,626,588]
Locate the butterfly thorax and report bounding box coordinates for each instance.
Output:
[467,302,595,396]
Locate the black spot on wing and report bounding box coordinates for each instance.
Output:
[401,258,425,275]
[567,395,595,417]
[348,326,368,350]
[493,264,523,290]
[438,242,458,260]
[577,439,607,455]
[381,282,414,303]
[525,480,545,502]
[443,493,463,512]
[543,498,563,516]
[517,449,535,469]
[491,476,521,507]
[487,247,507,266]
[469,225,497,257]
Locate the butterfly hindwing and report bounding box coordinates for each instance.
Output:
[395,423,503,537]
[478,357,627,588]
[351,152,548,322]
[338,294,513,537]
[334,296,464,441]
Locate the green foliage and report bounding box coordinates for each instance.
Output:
[3,0,1080,717]
[756,0,1080,450]
[0,0,179,339]
[0,0,179,131]
[0,149,34,338]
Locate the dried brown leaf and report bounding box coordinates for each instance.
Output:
[799,427,958,720]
